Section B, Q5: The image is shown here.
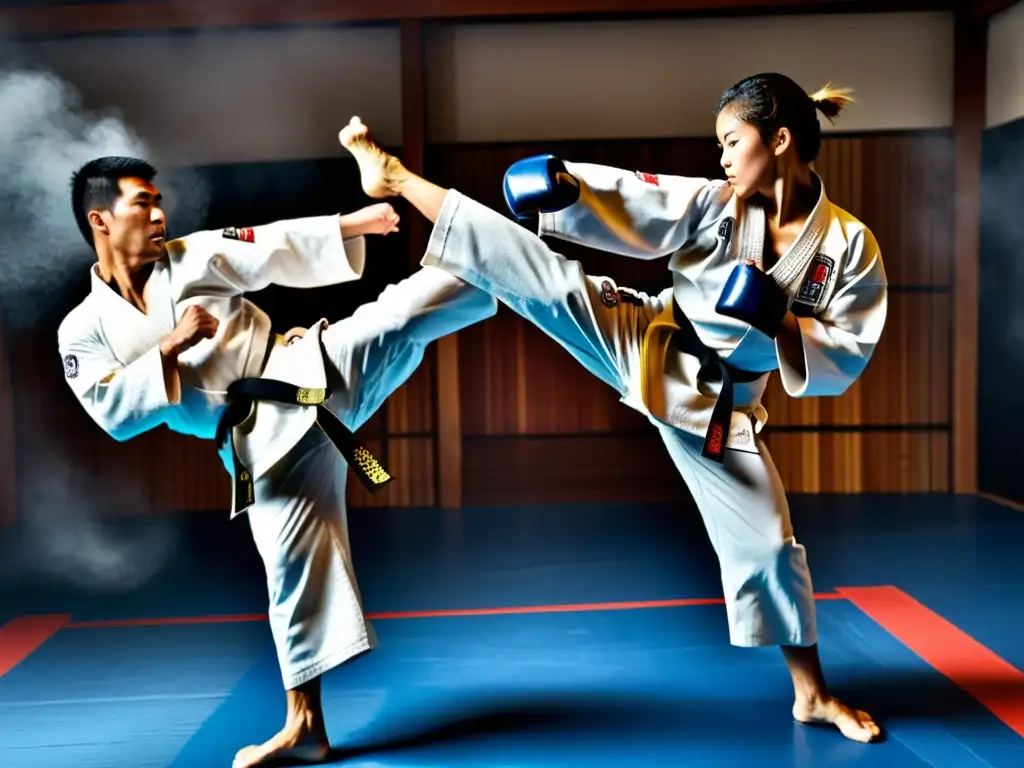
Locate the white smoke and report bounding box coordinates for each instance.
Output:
[0,66,210,327]
[0,449,183,593]
[0,65,203,592]
[0,68,147,324]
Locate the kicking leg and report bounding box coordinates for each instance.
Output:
[656,423,881,743]
[339,116,656,397]
[236,430,373,767]
[339,117,446,223]
[320,263,497,432]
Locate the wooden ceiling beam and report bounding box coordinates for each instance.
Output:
[0,0,956,38]
[965,0,1020,21]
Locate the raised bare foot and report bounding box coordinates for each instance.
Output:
[793,694,882,743]
[338,116,408,199]
[232,716,330,768]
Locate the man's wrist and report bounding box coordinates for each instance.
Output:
[158,336,180,359]
[338,212,365,239]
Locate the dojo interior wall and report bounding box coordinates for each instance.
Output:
[0,316,14,527]
[0,9,958,519]
[978,1,1024,505]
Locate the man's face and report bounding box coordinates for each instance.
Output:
[93,177,168,264]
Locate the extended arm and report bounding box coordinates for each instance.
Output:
[172,212,370,295]
[503,155,722,259]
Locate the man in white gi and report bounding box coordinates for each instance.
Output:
[57,154,497,767]
[338,71,885,744]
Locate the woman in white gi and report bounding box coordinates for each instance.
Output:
[339,72,886,743]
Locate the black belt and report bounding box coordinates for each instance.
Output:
[670,299,764,462]
[215,375,393,515]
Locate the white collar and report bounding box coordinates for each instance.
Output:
[737,172,832,296]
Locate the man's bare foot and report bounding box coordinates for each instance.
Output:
[338,116,408,199]
[793,694,882,743]
[232,715,330,768]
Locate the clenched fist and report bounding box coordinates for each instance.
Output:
[340,202,400,237]
[160,304,219,357]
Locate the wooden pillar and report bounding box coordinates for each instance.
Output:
[951,10,986,493]
[401,19,463,508]
[400,19,426,222]
[0,315,15,527]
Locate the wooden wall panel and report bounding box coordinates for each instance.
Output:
[383,346,437,436]
[457,309,648,436]
[832,134,955,286]
[951,11,986,493]
[345,438,437,509]
[763,431,949,493]
[760,292,950,426]
[5,131,954,519]
[432,131,955,502]
[461,434,689,508]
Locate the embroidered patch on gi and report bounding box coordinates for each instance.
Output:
[600,280,619,308]
[616,287,644,307]
[223,226,255,243]
[795,253,835,307]
[707,423,724,456]
[635,171,659,185]
[717,217,734,245]
[63,354,79,379]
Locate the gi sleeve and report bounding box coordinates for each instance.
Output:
[57,321,177,442]
[174,214,365,294]
[776,228,888,397]
[538,162,723,259]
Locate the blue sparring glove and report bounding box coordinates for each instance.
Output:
[503,154,581,219]
[715,261,790,338]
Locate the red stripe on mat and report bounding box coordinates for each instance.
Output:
[69,614,269,629]
[0,614,72,677]
[65,592,844,628]
[839,585,1024,738]
[368,593,845,620]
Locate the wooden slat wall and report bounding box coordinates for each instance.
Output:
[430,132,954,504]
[5,131,953,517]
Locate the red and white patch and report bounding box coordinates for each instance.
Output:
[707,423,724,456]
[795,253,835,308]
[223,226,255,243]
[635,171,659,186]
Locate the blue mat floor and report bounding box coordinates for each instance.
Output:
[1,493,1022,767]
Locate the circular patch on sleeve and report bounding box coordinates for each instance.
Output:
[63,354,79,379]
[600,280,618,308]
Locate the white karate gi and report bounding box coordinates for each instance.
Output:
[57,215,497,687]
[421,164,886,647]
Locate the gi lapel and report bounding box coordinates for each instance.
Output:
[91,263,175,366]
[734,172,834,311]
[145,261,177,336]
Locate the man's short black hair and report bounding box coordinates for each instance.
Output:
[70,156,157,249]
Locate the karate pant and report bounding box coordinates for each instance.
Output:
[421,190,817,648]
[246,267,497,689]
